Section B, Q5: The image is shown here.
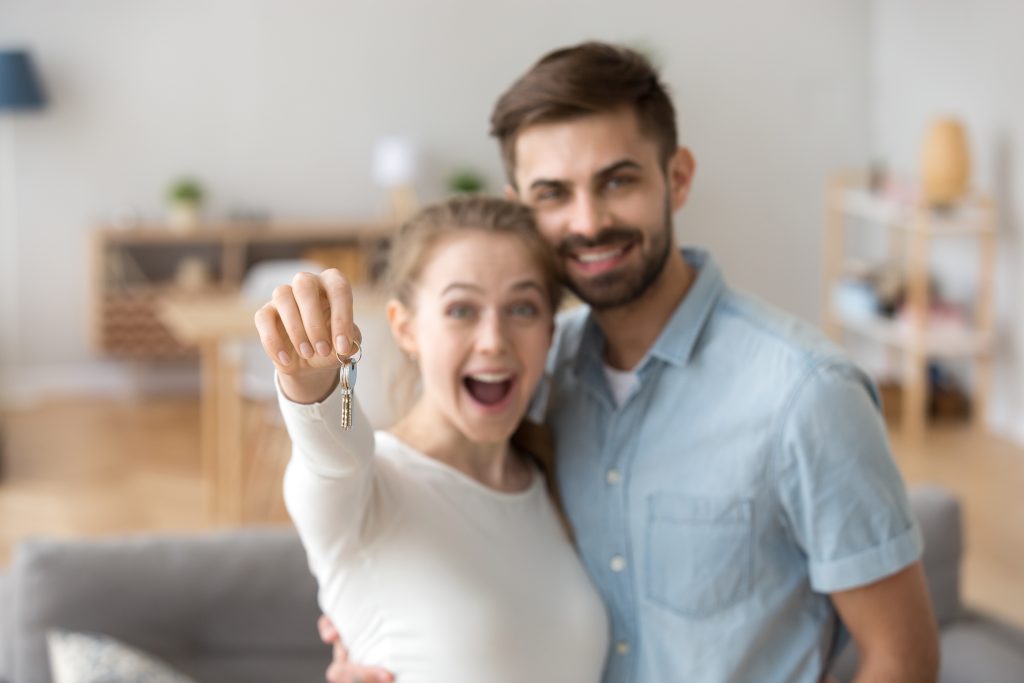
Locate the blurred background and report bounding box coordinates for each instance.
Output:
[0,0,1021,664]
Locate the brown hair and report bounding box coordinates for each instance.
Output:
[386,194,562,313]
[490,41,678,184]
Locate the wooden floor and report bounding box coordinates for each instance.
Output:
[2,396,1023,629]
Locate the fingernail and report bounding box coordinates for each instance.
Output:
[335,335,350,355]
[315,341,331,357]
[299,342,314,358]
[277,351,291,365]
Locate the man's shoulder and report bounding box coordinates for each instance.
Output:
[710,289,880,408]
[712,289,850,372]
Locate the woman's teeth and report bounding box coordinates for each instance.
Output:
[467,372,512,383]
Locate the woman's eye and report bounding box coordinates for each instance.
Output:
[446,304,476,320]
[508,302,539,317]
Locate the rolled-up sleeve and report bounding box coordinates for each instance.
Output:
[774,361,923,593]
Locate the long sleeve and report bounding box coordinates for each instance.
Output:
[277,372,378,581]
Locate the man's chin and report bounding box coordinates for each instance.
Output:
[567,277,645,311]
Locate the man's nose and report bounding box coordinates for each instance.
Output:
[567,192,609,239]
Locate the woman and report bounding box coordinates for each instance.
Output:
[254,196,609,682]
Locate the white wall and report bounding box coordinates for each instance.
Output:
[869,0,1024,443]
[0,0,872,400]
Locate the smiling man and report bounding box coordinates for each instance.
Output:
[325,42,939,683]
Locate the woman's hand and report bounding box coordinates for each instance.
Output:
[253,268,363,404]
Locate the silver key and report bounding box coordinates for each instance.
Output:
[339,361,357,430]
[337,340,361,430]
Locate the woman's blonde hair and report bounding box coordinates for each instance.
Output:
[386,195,563,313]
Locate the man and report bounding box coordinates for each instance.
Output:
[324,42,939,682]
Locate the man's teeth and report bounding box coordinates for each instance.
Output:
[468,372,512,383]
[576,246,626,263]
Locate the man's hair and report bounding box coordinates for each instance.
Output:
[490,41,678,185]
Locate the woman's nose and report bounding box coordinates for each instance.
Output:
[474,311,508,355]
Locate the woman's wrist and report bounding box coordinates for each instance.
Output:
[278,368,340,405]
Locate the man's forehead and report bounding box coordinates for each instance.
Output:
[513,108,656,184]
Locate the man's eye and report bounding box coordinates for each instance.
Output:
[606,175,635,191]
[535,186,566,202]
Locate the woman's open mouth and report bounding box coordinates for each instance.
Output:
[463,371,516,411]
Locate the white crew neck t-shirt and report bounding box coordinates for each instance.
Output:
[603,363,641,408]
[279,380,609,683]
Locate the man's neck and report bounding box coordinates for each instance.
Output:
[594,248,695,371]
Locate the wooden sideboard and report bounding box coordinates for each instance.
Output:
[90,222,394,360]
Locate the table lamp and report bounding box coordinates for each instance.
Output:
[372,136,419,224]
[1,49,47,367]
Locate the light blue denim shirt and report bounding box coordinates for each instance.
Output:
[537,249,922,683]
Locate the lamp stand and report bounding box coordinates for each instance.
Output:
[0,116,20,372]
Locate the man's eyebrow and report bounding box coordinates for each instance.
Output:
[594,159,642,181]
[528,177,566,192]
[527,158,642,191]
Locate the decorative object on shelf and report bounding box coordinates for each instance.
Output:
[166,176,205,233]
[174,257,212,293]
[447,168,487,195]
[921,117,971,208]
[372,136,419,223]
[831,276,877,323]
[1,49,48,367]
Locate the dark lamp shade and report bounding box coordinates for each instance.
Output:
[0,50,46,110]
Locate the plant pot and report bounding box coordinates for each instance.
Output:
[169,201,201,233]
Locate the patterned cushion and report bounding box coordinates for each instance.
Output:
[46,631,196,683]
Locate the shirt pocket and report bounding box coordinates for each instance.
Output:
[645,493,754,617]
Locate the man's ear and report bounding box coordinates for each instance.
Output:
[503,183,518,201]
[667,147,696,211]
[386,298,418,360]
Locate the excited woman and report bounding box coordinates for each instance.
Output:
[254,196,609,682]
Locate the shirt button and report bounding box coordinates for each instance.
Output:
[606,468,621,484]
[610,554,626,572]
[616,640,631,656]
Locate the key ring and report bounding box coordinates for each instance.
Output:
[335,339,362,365]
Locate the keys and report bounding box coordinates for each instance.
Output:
[337,341,361,431]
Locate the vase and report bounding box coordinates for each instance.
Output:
[921,118,970,207]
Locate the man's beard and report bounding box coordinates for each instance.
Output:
[557,201,673,311]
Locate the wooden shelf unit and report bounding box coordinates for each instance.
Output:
[91,222,394,361]
[822,171,997,438]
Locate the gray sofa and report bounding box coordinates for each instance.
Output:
[0,529,329,683]
[1,486,1022,682]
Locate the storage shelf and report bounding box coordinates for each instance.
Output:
[840,187,995,236]
[91,222,394,361]
[832,309,993,358]
[823,171,998,438]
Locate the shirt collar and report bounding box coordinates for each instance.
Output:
[576,248,725,373]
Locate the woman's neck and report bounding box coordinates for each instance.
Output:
[388,400,532,493]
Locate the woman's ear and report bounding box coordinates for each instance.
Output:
[387,298,419,361]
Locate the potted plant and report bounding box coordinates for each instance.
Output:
[167,177,205,232]
[447,169,486,195]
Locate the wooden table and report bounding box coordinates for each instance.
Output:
[157,291,257,524]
